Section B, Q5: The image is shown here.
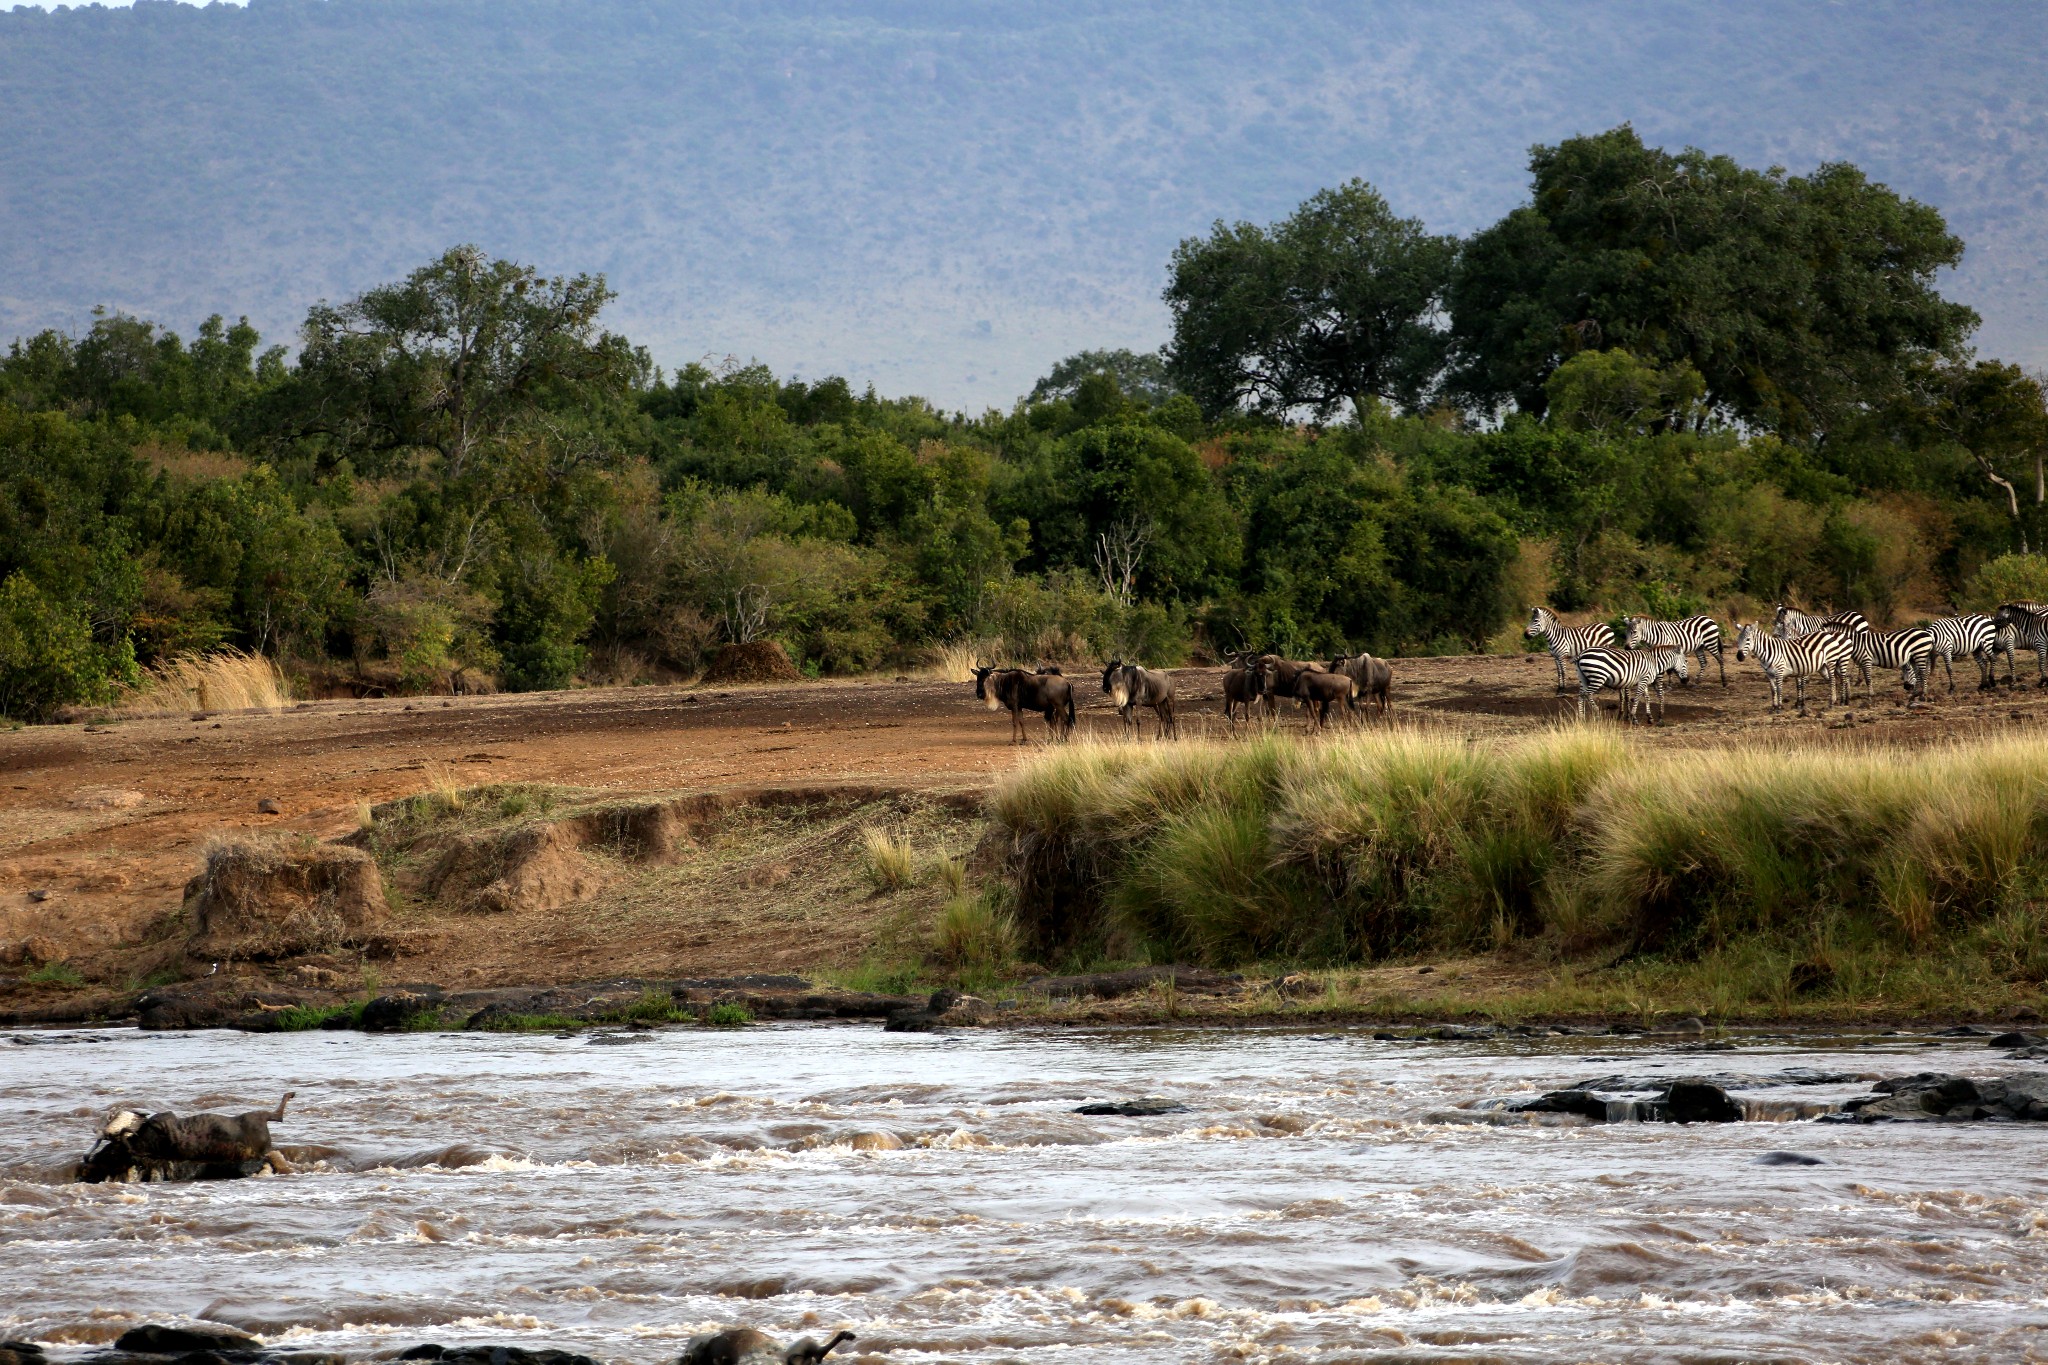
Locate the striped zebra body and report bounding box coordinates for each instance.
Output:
[1526,607,1617,693]
[1574,647,1689,723]
[1623,614,1726,687]
[1923,614,1997,692]
[1773,606,1872,685]
[1735,622,1855,713]
[1991,601,2048,687]
[1848,626,1936,698]
[1993,603,2048,688]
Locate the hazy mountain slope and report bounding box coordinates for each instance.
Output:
[2,0,2043,406]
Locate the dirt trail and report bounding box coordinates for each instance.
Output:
[3,652,2040,979]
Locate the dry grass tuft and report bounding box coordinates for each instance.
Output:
[861,826,917,892]
[932,892,1020,971]
[113,649,291,713]
[930,855,968,897]
[421,760,466,813]
[923,638,994,683]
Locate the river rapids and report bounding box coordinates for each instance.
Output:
[2,1025,2044,1363]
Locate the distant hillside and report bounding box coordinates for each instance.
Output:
[2,0,2043,406]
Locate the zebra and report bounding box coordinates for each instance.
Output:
[1991,601,2048,688]
[1993,603,2048,688]
[1772,605,1871,640]
[1573,647,1690,723]
[1845,626,1936,699]
[1526,607,1616,694]
[1773,606,1872,686]
[1922,614,1998,693]
[1734,621,1856,713]
[1623,614,1726,687]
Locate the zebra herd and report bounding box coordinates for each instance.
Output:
[1528,601,2048,721]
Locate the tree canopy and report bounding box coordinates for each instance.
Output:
[1164,180,1457,423]
[1444,126,1979,439]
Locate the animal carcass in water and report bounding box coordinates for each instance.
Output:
[77,1092,296,1183]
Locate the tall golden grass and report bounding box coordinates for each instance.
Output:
[112,649,292,713]
[924,639,993,683]
[990,728,2048,995]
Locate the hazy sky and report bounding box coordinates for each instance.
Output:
[2,0,2043,408]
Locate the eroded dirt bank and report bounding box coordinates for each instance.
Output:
[5,654,2045,1024]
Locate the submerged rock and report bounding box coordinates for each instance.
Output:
[1751,1151,1827,1166]
[1074,1098,1189,1116]
[1839,1073,2048,1122]
[397,1346,604,1365]
[116,1328,261,1355]
[1496,1072,1818,1123]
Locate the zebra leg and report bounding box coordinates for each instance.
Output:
[1578,679,1593,720]
[1715,644,1726,687]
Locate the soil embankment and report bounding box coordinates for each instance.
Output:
[4,655,2044,1024]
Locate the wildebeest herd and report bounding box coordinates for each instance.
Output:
[969,650,1397,743]
[970,600,2048,742]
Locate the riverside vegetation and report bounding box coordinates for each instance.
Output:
[980,727,2048,1022]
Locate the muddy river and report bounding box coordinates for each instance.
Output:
[1,1026,2043,1363]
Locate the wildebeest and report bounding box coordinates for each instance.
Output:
[680,1327,856,1365]
[1100,659,1178,738]
[1249,655,1326,719]
[1327,652,1392,717]
[1294,669,1358,730]
[971,666,1076,744]
[80,1091,295,1183]
[1261,658,1356,730]
[1220,661,1258,722]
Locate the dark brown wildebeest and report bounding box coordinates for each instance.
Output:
[1101,659,1178,739]
[80,1092,295,1183]
[1220,660,1258,722]
[681,1327,857,1365]
[1328,651,1392,717]
[1269,662,1356,730]
[972,666,1076,744]
[1250,655,1326,719]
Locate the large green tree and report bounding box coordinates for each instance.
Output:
[1446,126,1979,440]
[289,245,647,479]
[1164,180,1456,423]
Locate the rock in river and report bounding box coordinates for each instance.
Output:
[1839,1073,2048,1121]
[1074,1098,1189,1116]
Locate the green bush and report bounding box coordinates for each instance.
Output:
[1960,553,2048,612]
[0,572,135,720]
[704,1002,752,1027]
